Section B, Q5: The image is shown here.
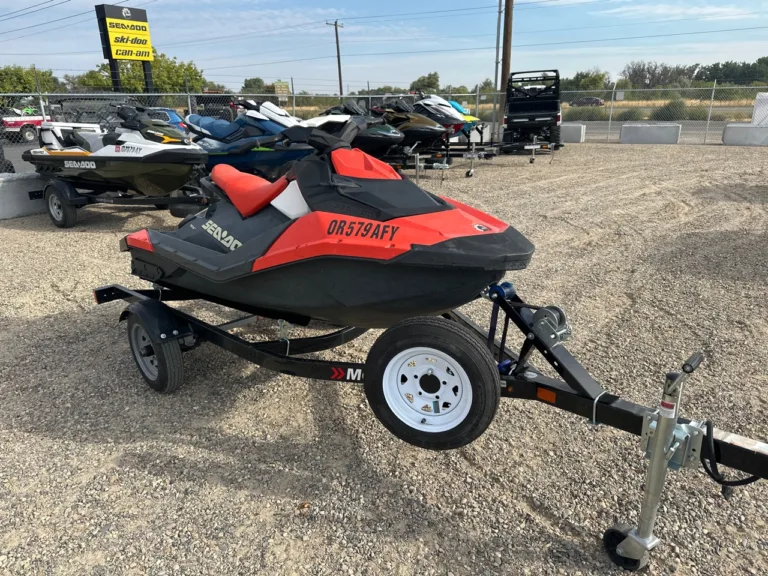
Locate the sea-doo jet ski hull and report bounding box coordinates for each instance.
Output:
[121,127,534,327]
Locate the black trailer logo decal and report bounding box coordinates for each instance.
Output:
[202,220,242,251]
[331,367,364,381]
[327,219,400,241]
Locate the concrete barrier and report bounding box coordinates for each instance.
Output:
[0,173,47,220]
[722,123,768,146]
[620,124,681,145]
[561,123,586,143]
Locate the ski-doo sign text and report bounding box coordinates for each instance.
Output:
[96,4,154,61]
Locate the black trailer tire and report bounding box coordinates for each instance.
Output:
[0,159,14,173]
[364,316,500,450]
[551,125,562,146]
[127,314,184,394]
[44,185,78,228]
[154,204,168,210]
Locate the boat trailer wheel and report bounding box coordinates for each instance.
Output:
[44,185,78,228]
[126,313,184,394]
[364,317,500,450]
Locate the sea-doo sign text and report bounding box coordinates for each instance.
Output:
[96,4,154,61]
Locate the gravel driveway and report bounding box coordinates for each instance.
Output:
[0,144,766,575]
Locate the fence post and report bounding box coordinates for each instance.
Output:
[184,74,192,115]
[475,85,480,117]
[33,65,46,118]
[704,79,717,145]
[291,77,296,116]
[607,81,617,141]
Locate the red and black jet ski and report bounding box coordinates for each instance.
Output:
[120,126,534,328]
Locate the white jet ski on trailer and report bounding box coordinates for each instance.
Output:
[22,104,209,228]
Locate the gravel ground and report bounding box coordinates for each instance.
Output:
[0,144,766,575]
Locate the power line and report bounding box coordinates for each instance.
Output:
[0,0,156,40]
[0,0,53,20]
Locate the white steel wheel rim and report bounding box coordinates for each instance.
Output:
[382,346,473,433]
[48,194,63,221]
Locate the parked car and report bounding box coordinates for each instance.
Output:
[568,97,605,107]
[1,108,51,143]
[146,107,187,132]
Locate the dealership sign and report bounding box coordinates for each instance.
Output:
[95,4,154,61]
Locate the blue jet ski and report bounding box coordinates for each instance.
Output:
[185,103,312,180]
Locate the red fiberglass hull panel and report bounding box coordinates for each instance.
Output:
[251,198,508,272]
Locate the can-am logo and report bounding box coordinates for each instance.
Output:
[64,160,96,169]
[122,8,131,18]
[202,220,242,251]
[108,22,148,32]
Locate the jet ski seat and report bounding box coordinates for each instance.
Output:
[211,164,290,218]
[186,115,243,141]
[69,131,120,152]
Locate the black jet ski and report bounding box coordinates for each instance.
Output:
[370,100,448,153]
[120,125,534,328]
[316,101,404,157]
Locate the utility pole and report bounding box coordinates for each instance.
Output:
[498,0,514,139]
[327,19,344,100]
[492,0,503,142]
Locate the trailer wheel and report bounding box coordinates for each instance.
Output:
[364,317,500,450]
[127,314,184,394]
[603,525,649,572]
[45,185,77,228]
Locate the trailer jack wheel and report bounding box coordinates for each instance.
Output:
[465,169,474,178]
[603,525,649,571]
[529,157,535,164]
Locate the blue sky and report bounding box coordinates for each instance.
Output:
[1,0,767,92]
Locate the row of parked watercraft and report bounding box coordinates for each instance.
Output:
[22,93,481,222]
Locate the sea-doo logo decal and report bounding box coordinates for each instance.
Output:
[202,220,242,251]
[122,8,131,18]
[64,160,96,169]
[326,219,400,241]
[116,144,142,154]
[107,22,148,32]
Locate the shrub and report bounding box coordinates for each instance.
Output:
[686,107,709,121]
[650,99,686,121]
[710,113,727,122]
[616,108,643,121]
[563,107,608,121]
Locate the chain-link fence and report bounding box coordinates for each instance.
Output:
[562,84,765,144]
[1,84,765,149]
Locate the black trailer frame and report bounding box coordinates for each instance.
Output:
[94,282,768,570]
[36,178,210,228]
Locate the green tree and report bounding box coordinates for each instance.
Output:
[472,78,496,93]
[443,84,469,95]
[0,65,61,93]
[410,72,440,92]
[67,50,207,93]
[241,77,265,93]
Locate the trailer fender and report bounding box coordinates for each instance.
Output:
[119,299,194,343]
[45,179,88,206]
